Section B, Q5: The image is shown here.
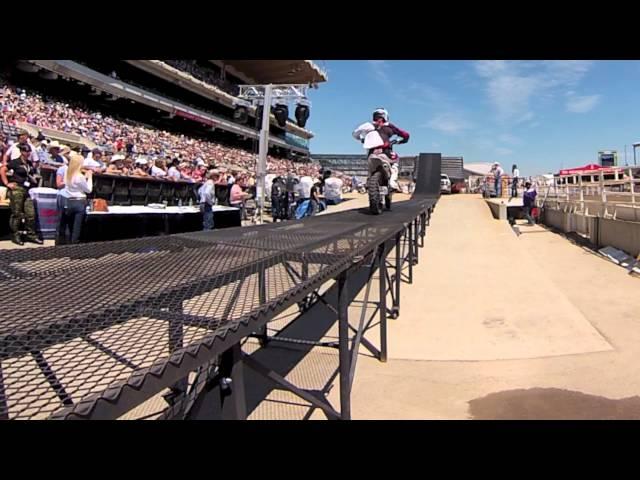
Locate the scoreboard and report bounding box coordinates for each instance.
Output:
[598,150,618,167]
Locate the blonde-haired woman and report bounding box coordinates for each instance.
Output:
[56,152,93,244]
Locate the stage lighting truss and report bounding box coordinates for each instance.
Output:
[237,84,310,104]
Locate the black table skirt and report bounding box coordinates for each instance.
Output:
[81,209,241,243]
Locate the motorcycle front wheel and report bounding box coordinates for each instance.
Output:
[367,171,384,215]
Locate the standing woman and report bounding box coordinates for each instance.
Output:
[56,152,93,245]
[511,164,520,199]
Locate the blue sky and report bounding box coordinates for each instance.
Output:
[306,61,640,176]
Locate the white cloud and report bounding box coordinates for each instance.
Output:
[498,133,521,145]
[423,114,472,134]
[566,94,601,113]
[495,147,514,155]
[473,60,595,123]
[368,60,392,87]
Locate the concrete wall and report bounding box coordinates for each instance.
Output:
[599,217,640,258]
[541,208,640,257]
[485,200,506,220]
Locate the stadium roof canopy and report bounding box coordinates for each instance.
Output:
[218,60,328,85]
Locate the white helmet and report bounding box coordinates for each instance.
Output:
[373,108,389,123]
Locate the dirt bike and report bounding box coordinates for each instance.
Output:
[367,139,398,215]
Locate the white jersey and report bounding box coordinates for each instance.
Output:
[324,177,343,201]
[296,176,314,199]
[352,122,384,150]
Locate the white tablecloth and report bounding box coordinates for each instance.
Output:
[88,205,239,215]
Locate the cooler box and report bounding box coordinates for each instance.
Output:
[29,187,60,240]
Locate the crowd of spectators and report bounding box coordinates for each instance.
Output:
[0,83,330,178]
[0,81,353,201]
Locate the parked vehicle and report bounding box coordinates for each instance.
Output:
[440,173,452,194]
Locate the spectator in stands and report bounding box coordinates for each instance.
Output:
[522,182,537,226]
[60,145,72,164]
[150,158,167,177]
[107,154,125,174]
[47,142,67,165]
[5,144,41,245]
[122,157,135,175]
[83,148,106,171]
[167,158,181,181]
[324,171,344,205]
[191,159,206,182]
[198,169,219,230]
[132,158,149,176]
[36,140,51,164]
[179,162,194,182]
[0,134,7,161]
[56,152,92,244]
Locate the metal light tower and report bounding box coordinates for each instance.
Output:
[235,84,310,224]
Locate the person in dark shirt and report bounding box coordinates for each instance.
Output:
[522,182,538,226]
[4,144,42,245]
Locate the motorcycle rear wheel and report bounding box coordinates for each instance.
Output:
[368,171,383,215]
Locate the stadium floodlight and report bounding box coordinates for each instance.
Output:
[236,83,310,224]
[295,99,310,128]
[273,102,289,128]
[233,106,249,124]
[254,105,264,126]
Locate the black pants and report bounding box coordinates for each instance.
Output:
[56,196,87,244]
[511,179,518,198]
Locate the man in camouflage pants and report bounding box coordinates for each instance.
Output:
[4,144,42,245]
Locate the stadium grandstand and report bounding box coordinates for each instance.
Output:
[312,153,418,180]
[1,59,328,167]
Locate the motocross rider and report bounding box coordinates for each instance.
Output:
[352,108,409,191]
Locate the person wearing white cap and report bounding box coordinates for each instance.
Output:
[132,157,149,176]
[47,142,68,166]
[106,154,125,174]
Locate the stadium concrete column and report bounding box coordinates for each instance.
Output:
[257,84,273,224]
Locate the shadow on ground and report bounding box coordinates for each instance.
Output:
[468,387,640,420]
